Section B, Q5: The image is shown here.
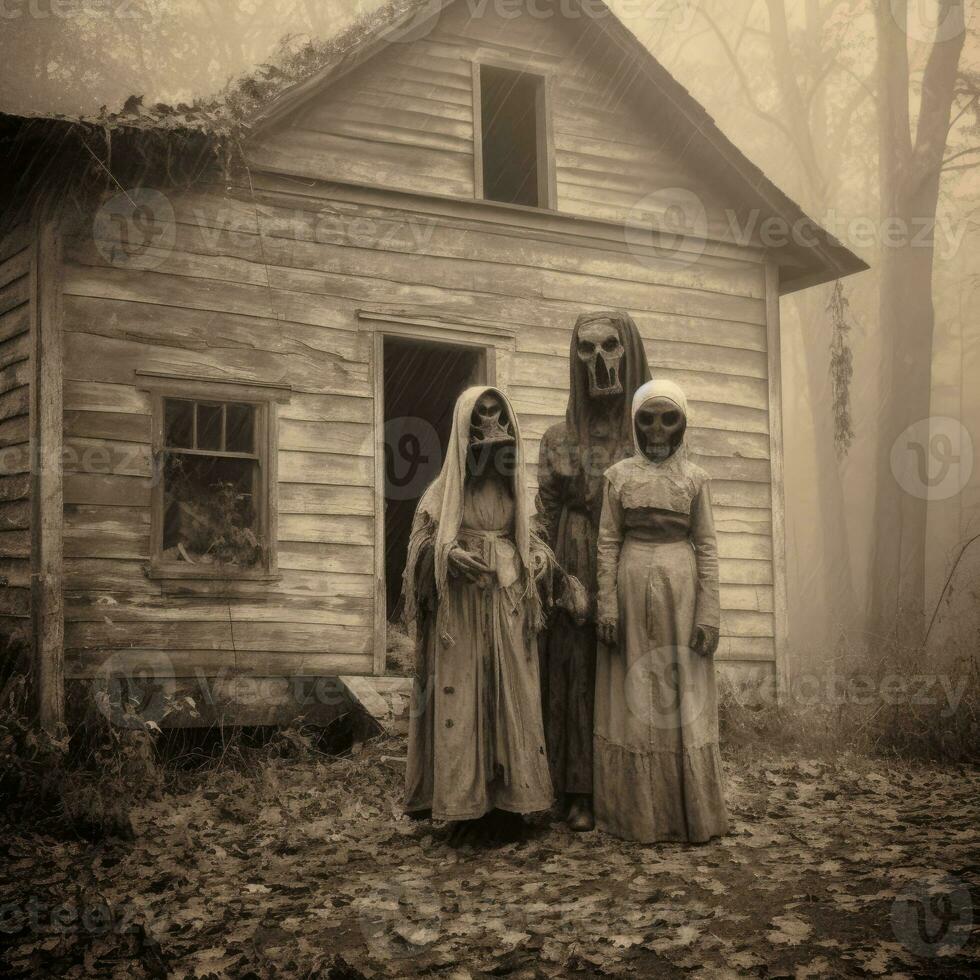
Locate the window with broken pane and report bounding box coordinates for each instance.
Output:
[161,398,263,568]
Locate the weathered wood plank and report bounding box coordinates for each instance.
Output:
[278,483,374,516]
[278,451,373,487]
[719,558,773,585]
[64,409,150,444]
[66,592,371,626]
[64,648,374,678]
[278,513,373,546]
[0,304,30,344]
[0,499,30,531]
[278,541,373,574]
[279,418,373,457]
[0,385,30,422]
[0,414,29,448]
[64,473,151,507]
[719,584,775,612]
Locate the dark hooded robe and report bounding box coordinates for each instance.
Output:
[534,312,651,798]
[403,386,554,822]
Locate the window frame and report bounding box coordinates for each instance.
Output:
[472,60,556,211]
[137,372,291,582]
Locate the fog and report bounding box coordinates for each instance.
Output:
[2,0,977,664]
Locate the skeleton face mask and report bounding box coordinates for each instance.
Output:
[468,391,516,476]
[577,319,625,399]
[635,396,686,461]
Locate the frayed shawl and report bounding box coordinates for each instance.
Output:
[402,386,540,635]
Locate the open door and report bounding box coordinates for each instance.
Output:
[381,337,485,667]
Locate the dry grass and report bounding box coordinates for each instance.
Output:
[720,636,979,764]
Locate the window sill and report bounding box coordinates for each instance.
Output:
[146,563,281,583]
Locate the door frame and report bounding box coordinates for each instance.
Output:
[359,310,517,675]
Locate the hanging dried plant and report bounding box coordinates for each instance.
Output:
[827,280,854,458]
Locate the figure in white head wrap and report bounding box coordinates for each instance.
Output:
[592,379,729,843]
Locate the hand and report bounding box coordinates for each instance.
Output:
[597,618,618,648]
[691,624,719,657]
[448,546,490,583]
[557,574,589,627]
[531,549,549,582]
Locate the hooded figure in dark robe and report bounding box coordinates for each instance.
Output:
[535,311,651,831]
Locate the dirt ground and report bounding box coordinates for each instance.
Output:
[1,741,977,979]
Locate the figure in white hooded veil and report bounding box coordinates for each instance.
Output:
[403,386,560,839]
[595,380,729,843]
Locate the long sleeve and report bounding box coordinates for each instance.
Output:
[596,477,625,623]
[533,427,563,549]
[690,483,720,630]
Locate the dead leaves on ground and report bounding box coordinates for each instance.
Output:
[0,748,977,978]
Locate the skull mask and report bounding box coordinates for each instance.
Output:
[468,391,516,476]
[635,396,686,462]
[577,319,625,399]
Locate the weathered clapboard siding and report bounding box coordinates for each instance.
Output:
[0,223,32,644]
[60,165,778,677]
[52,0,795,682]
[248,3,759,243]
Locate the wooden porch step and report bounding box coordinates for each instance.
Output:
[339,674,413,735]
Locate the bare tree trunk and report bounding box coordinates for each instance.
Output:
[869,0,966,637]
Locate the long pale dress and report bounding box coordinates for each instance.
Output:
[405,477,554,821]
[594,454,729,843]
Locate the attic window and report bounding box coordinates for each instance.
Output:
[478,65,549,208]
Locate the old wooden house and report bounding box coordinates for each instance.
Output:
[0,0,866,728]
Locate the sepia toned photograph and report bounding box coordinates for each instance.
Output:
[0,1,976,977]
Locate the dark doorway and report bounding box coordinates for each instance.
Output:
[383,337,484,620]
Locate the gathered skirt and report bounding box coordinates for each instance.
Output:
[594,536,729,843]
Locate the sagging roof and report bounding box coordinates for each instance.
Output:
[0,0,867,292]
[246,0,868,293]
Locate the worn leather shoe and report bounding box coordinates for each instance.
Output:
[566,795,595,832]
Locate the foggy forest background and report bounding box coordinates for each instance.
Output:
[1,0,977,671]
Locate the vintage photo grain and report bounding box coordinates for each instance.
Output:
[0,1,977,977]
